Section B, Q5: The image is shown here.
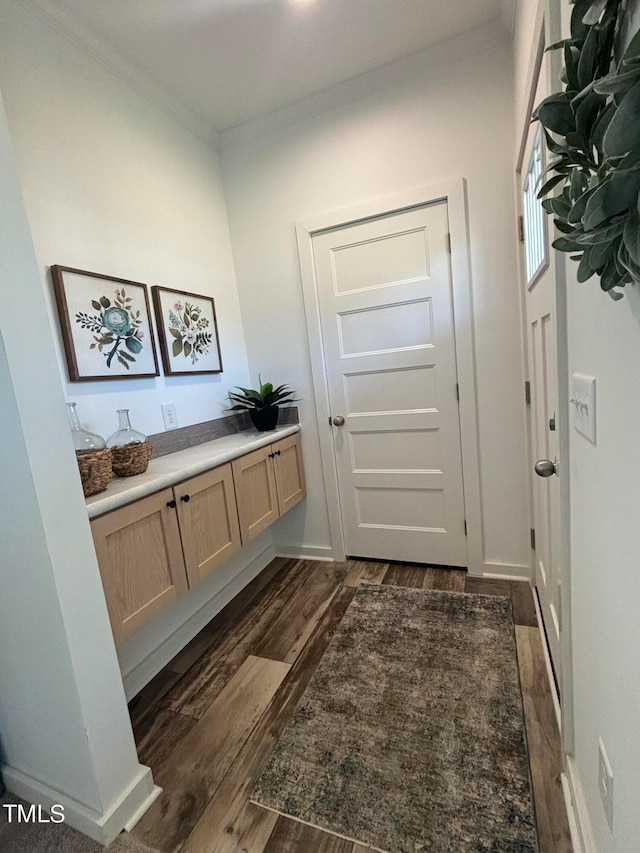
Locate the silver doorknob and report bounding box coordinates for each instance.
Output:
[332,416,345,426]
[535,459,558,477]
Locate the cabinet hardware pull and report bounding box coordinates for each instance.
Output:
[181,494,190,503]
[269,452,275,458]
[276,450,281,455]
[167,499,176,509]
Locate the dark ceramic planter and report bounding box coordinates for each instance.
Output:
[250,406,279,432]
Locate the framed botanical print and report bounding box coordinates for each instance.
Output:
[51,265,159,382]
[152,286,223,376]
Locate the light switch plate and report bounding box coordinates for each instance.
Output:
[571,373,596,444]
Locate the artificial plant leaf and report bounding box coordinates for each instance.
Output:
[575,216,626,244]
[582,172,640,230]
[577,24,600,89]
[604,80,640,156]
[568,180,598,222]
[553,235,585,251]
[621,25,640,64]
[574,89,605,139]
[542,127,568,155]
[593,66,640,95]
[537,173,567,198]
[591,101,616,150]
[618,240,640,282]
[582,0,608,25]
[571,0,593,40]
[599,256,620,290]
[564,44,581,91]
[623,204,640,265]
[590,235,618,268]
[537,94,576,136]
[543,195,572,217]
[577,247,597,280]
[554,218,578,233]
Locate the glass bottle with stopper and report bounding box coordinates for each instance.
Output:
[66,402,107,454]
[107,409,146,448]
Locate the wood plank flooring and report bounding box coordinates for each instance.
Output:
[129,559,572,853]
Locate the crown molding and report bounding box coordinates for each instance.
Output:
[218,19,509,151]
[19,0,221,150]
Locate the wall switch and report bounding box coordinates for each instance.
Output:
[571,373,596,444]
[162,403,178,431]
[598,738,614,831]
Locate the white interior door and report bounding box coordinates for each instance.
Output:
[312,202,467,566]
[521,55,563,690]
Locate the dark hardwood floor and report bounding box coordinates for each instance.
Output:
[128,558,572,853]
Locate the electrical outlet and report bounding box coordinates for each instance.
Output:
[598,738,614,831]
[162,403,178,431]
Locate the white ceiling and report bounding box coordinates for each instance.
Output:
[29,0,513,134]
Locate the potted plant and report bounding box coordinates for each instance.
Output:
[228,376,299,432]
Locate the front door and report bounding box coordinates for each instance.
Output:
[311,202,467,566]
[521,53,563,690]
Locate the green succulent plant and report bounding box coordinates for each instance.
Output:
[228,375,299,411]
[534,0,640,299]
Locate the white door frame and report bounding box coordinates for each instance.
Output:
[513,2,574,756]
[296,177,485,574]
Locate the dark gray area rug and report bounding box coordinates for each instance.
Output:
[0,793,159,852]
[251,584,538,852]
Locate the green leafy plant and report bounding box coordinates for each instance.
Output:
[228,376,299,411]
[534,0,640,299]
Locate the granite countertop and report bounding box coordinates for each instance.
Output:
[86,424,300,519]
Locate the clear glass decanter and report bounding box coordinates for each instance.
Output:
[66,402,107,454]
[106,409,146,448]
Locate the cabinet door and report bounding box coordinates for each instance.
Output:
[175,463,241,587]
[232,445,279,544]
[91,489,188,646]
[273,433,306,515]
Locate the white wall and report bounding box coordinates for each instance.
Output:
[513,1,640,849]
[0,0,250,441]
[221,31,531,575]
[0,83,153,842]
[564,2,640,849]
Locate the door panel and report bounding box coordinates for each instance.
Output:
[176,463,241,587]
[312,202,467,566]
[522,52,562,688]
[91,488,188,645]
[232,446,279,543]
[273,433,306,515]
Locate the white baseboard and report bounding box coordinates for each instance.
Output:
[476,560,532,582]
[120,543,276,700]
[1,763,157,846]
[564,755,597,853]
[274,544,335,562]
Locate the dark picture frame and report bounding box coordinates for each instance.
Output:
[151,286,223,376]
[51,265,159,382]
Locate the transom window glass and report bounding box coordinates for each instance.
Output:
[523,130,548,285]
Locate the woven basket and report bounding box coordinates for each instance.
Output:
[111,441,153,477]
[76,448,113,497]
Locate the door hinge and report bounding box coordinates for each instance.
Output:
[525,380,531,406]
[446,232,452,254]
[518,215,525,243]
[530,528,536,550]
[464,519,468,536]
[549,414,556,431]
[456,382,460,402]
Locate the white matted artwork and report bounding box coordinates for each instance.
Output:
[51,265,159,382]
[152,286,223,376]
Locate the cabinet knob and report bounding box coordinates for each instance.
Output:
[275,450,281,455]
[180,494,190,503]
[166,499,176,509]
[269,452,275,458]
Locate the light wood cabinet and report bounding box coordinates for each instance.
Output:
[92,462,240,645]
[91,432,304,645]
[233,433,306,544]
[175,463,241,587]
[91,487,189,646]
